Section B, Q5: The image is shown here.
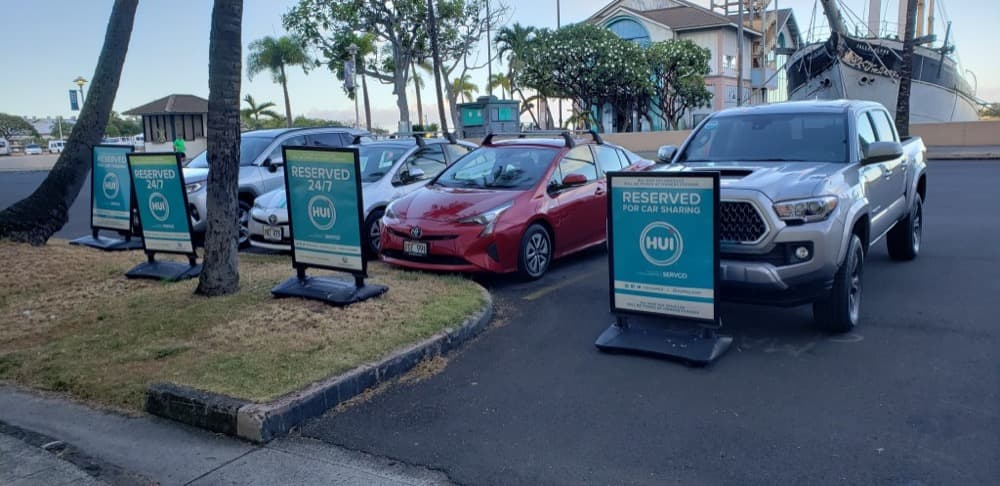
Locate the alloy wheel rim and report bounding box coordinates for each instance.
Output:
[912,204,922,253]
[370,220,382,251]
[848,248,862,324]
[238,207,249,244]
[525,232,550,276]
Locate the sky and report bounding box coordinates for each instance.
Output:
[1,0,996,130]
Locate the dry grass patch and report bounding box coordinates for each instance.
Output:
[0,240,484,410]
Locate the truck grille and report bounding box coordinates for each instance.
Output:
[720,201,767,243]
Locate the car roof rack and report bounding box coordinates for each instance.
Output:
[443,131,458,144]
[482,131,578,148]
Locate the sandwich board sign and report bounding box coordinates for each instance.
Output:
[70,144,144,251]
[595,171,732,365]
[124,152,201,281]
[270,146,387,305]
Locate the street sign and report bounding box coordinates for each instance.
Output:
[596,171,731,365]
[124,152,201,281]
[70,144,143,251]
[272,146,386,306]
[69,90,79,111]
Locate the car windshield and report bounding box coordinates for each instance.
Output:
[359,145,407,182]
[433,146,558,190]
[186,136,273,168]
[678,113,849,163]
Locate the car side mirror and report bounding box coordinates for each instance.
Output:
[862,141,903,165]
[264,157,284,172]
[657,145,677,163]
[562,173,588,187]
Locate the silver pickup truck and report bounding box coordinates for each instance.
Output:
[655,100,927,332]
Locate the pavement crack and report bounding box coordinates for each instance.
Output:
[181,447,259,486]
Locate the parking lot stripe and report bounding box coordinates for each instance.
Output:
[522,270,602,301]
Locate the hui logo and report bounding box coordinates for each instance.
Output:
[102,173,120,199]
[149,192,170,222]
[639,222,683,266]
[307,195,337,231]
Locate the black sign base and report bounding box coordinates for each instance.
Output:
[595,320,733,366]
[271,275,387,306]
[71,234,144,251]
[125,261,202,281]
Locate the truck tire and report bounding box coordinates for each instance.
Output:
[814,234,864,333]
[887,195,922,261]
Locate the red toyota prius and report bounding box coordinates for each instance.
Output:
[380,133,651,279]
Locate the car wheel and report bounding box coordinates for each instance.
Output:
[363,208,385,257]
[887,195,922,261]
[813,234,864,333]
[518,224,551,280]
[237,200,251,248]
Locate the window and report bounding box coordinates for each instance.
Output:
[403,145,447,182]
[435,147,559,190]
[723,55,737,70]
[266,135,306,164]
[606,18,651,47]
[358,145,405,182]
[594,146,625,174]
[559,145,598,182]
[445,143,472,161]
[871,111,898,142]
[677,113,849,163]
[308,132,347,147]
[857,113,877,158]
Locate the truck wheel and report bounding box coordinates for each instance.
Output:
[887,195,922,261]
[814,234,864,333]
[518,224,551,280]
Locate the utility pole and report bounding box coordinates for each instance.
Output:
[737,1,744,106]
[427,0,450,134]
[486,0,492,97]
[557,0,562,128]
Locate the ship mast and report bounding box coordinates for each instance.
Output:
[819,0,848,35]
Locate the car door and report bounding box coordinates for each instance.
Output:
[547,145,604,252]
[870,109,908,220]
[260,134,306,193]
[856,112,893,238]
[394,144,448,198]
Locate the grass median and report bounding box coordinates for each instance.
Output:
[0,240,485,411]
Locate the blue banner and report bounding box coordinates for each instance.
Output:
[69,90,79,111]
[91,145,134,231]
[128,153,194,254]
[608,173,719,323]
[284,147,364,273]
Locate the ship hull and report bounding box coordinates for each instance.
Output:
[787,34,979,123]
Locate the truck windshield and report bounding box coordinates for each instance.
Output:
[678,113,849,163]
[186,136,273,168]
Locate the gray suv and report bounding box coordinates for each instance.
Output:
[181,127,371,246]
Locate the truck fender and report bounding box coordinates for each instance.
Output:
[907,168,927,207]
[836,195,870,265]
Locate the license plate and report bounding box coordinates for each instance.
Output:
[404,240,428,256]
[264,226,283,241]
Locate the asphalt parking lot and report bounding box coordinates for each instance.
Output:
[2,161,997,484]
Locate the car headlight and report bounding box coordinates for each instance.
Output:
[384,202,398,220]
[185,182,204,194]
[773,196,838,223]
[458,202,513,236]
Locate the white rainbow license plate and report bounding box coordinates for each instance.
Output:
[264,226,282,241]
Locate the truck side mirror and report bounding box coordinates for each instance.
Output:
[862,141,903,165]
[657,145,677,163]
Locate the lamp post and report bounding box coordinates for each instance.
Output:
[556,0,562,129]
[73,76,88,104]
[346,44,360,129]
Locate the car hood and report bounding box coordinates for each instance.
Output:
[394,185,520,222]
[663,161,843,202]
[255,188,287,210]
[181,167,209,184]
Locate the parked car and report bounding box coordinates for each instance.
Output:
[653,99,927,332]
[249,136,477,253]
[48,140,65,153]
[379,132,651,279]
[0,138,9,156]
[24,144,42,155]
[180,126,372,247]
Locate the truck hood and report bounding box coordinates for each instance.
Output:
[181,168,209,184]
[665,161,843,202]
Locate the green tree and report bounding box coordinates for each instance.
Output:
[0,0,138,244]
[246,35,312,128]
[104,111,141,137]
[979,102,1000,118]
[197,0,244,296]
[0,113,38,140]
[488,72,510,99]
[495,23,538,126]
[451,73,478,103]
[647,39,713,130]
[519,24,651,133]
[240,94,281,129]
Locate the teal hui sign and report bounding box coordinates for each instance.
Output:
[607,172,720,324]
[128,153,195,254]
[91,145,134,232]
[283,146,365,274]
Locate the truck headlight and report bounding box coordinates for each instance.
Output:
[458,202,513,236]
[773,196,838,223]
[185,182,204,194]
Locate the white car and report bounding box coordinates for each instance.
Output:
[48,140,65,153]
[24,144,42,155]
[250,136,477,253]
[0,138,9,156]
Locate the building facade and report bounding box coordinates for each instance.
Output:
[124,94,209,155]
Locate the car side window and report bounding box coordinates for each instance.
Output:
[445,143,472,162]
[403,144,448,181]
[308,132,346,147]
[594,146,624,175]
[871,111,898,143]
[559,145,598,182]
[266,135,306,164]
[856,113,877,159]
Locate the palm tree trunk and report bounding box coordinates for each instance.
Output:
[895,0,918,137]
[280,63,292,127]
[361,72,372,131]
[427,0,448,134]
[0,0,137,244]
[411,61,424,129]
[197,0,243,296]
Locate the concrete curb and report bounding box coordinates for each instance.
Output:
[928,152,1000,160]
[146,288,493,443]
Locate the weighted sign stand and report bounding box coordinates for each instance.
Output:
[271,146,387,306]
[124,152,201,281]
[595,171,732,366]
[71,145,144,251]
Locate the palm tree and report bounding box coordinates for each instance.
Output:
[411,61,425,130]
[246,35,311,128]
[0,0,138,244]
[488,73,510,99]
[452,74,478,103]
[240,94,280,129]
[197,0,243,296]
[495,23,539,126]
